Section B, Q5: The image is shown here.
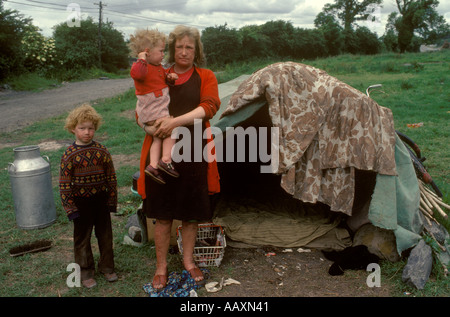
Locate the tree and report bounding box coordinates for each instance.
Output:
[21,24,58,73]
[202,24,241,66]
[53,17,99,71]
[314,12,344,55]
[53,17,128,73]
[259,20,296,57]
[0,0,32,79]
[322,0,382,52]
[99,21,129,72]
[394,0,449,52]
[239,25,272,60]
[382,12,400,51]
[323,0,383,32]
[291,28,328,59]
[355,26,382,54]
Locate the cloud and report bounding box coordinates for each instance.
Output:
[3,0,448,39]
[184,0,299,14]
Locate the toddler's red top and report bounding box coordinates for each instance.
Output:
[130,59,167,97]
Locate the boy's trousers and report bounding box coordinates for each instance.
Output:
[73,192,115,281]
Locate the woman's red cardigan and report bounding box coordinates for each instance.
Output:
[136,67,221,199]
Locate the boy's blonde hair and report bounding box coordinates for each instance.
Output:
[65,103,103,133]
[128,29,167,57]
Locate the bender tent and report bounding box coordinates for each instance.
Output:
[209,62,423,259]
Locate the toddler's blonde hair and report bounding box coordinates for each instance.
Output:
[129,29,167,58]
[64,103,103,133]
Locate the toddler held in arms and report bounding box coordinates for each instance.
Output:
[129,29,179,185]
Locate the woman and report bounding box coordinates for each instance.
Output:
[136,25,221,291]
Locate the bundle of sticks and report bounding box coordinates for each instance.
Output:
[419,180,449,222]
[418,180,449,276]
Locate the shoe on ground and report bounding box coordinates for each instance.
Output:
[152,271,168,292]
[82,278,97,289]
[188,267,206,286]
[104,272,118,282]
[157,160,180,178]
[144,165,166,184]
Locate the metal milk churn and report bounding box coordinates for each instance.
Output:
[8,145,56,229]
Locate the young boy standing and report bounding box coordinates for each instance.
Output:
[59,103,118,289]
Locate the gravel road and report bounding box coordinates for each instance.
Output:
[0,77,134,133]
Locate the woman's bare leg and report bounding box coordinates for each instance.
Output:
[153,219,172,288]
[181,221,203,282]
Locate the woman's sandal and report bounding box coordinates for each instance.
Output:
[188,267,206,286]
[152,272,168,292]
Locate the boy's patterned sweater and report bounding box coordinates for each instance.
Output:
[59,141,117,220]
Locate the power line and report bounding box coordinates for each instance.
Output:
[6,0,208,31]
[5,0,67,11]
[5,0,97,12]
[28,0,207,28]
[24,0,70,8]
[104,7,207,29]
[106,0,188,10]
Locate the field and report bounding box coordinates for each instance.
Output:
[0,51,448,298]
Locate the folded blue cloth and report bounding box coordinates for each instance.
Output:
[143,269,209,297]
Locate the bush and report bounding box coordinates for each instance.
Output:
[382,29,399,52]
[0,2,32,79]
[22,25,58,75]
[259,20,296,58]
[355,26,382,55]
[239,25,272,60]
[292,28,327,59]
[314,12,343,56]
[100,22,130,72]
[54,17,101,70]
[201,20,384,69]
[202,24,242,66]
[53,17,129,72]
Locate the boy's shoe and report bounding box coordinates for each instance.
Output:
[82,278,97,289]
[104,272,118,282]
[145,165,166,184]
[157,160,180,178]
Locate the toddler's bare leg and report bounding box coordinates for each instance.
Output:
[143,124,157,136]
[149,137,162,168]
[161,136,176,163]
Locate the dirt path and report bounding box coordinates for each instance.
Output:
[0,78,134,133]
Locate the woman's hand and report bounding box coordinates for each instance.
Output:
[154,117,176,138]
[154,107,207,138]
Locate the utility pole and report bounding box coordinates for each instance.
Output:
[94,1,106,68]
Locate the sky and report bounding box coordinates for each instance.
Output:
[4,0,450,40]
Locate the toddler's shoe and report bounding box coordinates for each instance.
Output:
[145,165,166,184]
[157,160,180,178]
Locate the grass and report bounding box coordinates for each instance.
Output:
[0,51,449,297]
[3,67,130,92]
[2,72,61,92]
